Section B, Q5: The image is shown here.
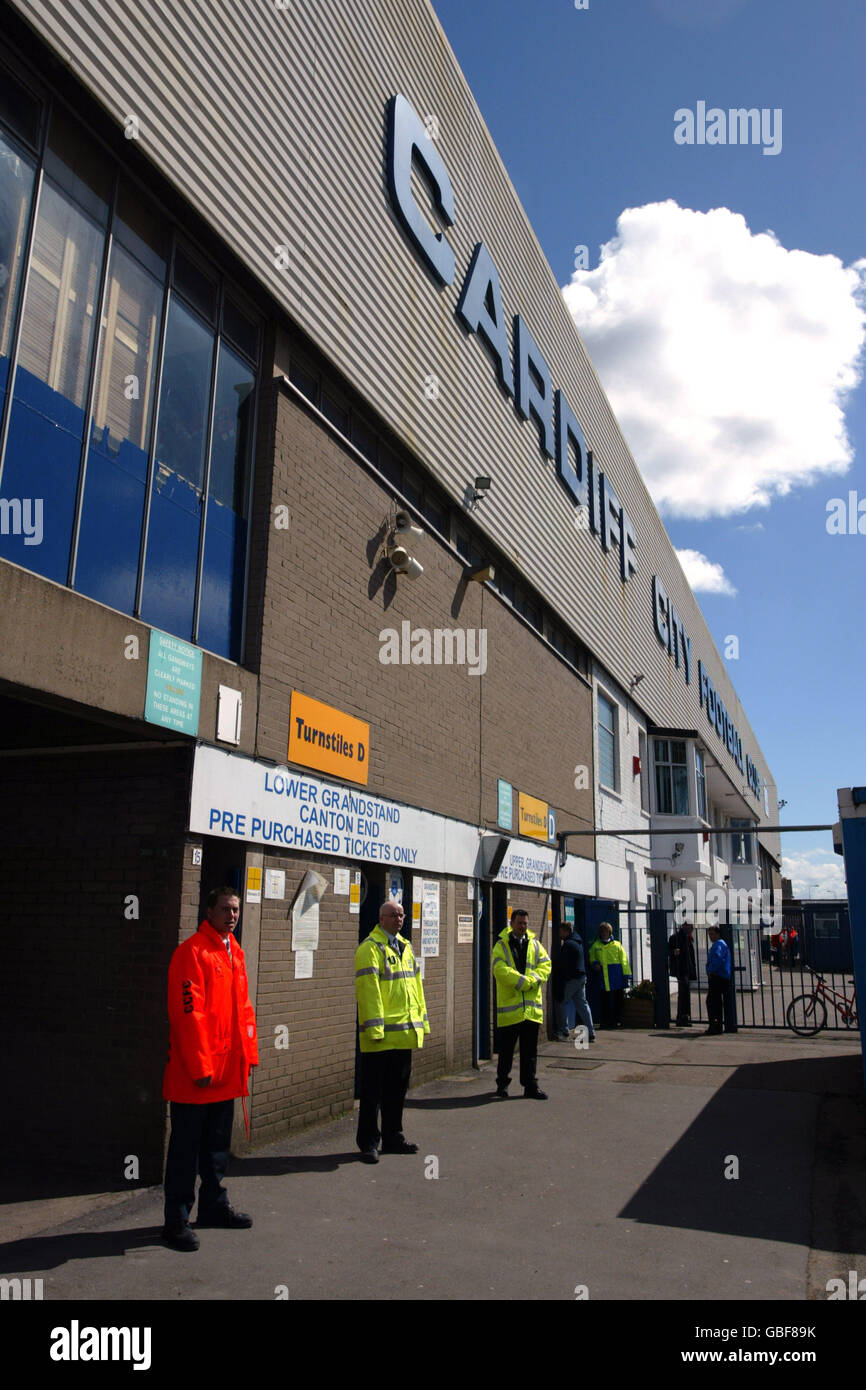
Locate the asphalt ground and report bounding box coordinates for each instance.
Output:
[2,1026,864,1313]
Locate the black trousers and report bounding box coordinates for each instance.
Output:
[675,977,693,1024]
[706,975,728,1032]
[599,989,625,1028]
[164,1098,234,1225]
[357,1049,412,1151]
[496,1020,540,1090]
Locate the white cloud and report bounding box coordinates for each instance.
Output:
[563,201,866,519]
[782,849,847,900]
[675,548,736,595]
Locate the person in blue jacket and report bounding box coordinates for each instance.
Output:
[704,925,732,1035]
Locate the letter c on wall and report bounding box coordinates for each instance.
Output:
[387,94,455,286]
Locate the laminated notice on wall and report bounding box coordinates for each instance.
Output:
[411,901,421,930]
[264,869,285,900]
[457,914,474,944]
[294,950,314,979]
[467,880,474,900]
[421,921,439,958]
[245,866,262,904]
[349,871,362,916]
[291,898,319,951]
[413,877,424,903]
[334,867,350,895]
[422,881,440,928]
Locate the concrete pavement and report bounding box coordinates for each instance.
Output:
[1,1027,864,1302]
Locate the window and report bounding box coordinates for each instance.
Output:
[695,748,707,820]
[74,203,166,611]
[731,819,754,865]
[288,356,318,404]
[351,412,377,463]
[321,385,349,435]
[598,692,618,791]
[638,730,649,812]
[1,109,110,583]
[813,914,839,939]
[0,92,259,661]
[654,739,689,815]
[0,119,37,405]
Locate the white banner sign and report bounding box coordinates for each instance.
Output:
[189,746,594,891]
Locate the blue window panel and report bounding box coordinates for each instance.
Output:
[140,465,203,641]
[0,367,84,579]
[197,341,253,658]
[140,298,212,641]
[74,430,148,611]
[0,129,38,412]
[75,240,164,613]
[198,506,247,658]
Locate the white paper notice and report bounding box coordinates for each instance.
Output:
[349,871,361,916]
[422,880,440,926]
[457,914,474,943]
[292,896,320,951]
[294,950,314,979]
[264,869,286,899]
[421,880,440,954]
[334,867,351,895]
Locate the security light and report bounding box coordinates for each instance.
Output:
[394,509,423,536]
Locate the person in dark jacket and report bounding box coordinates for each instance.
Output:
[668,922,697,1026]
[553,923,596,1042]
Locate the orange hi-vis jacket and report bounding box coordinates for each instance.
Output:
[163,920,259,1105]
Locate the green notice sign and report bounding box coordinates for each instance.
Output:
[145,631,202,735]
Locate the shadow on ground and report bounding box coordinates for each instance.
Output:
[620,1053,865,1249]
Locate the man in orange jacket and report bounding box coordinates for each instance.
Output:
[162,886,259,1251]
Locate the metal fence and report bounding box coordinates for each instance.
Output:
[628,906,857,1032]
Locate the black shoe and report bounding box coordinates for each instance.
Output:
[494,1087,509,1099]
[703,1027,723,1035]
[381,1139,419,1154]
[162,1221,200,1251]
[359,1148,380,1164]
[196,1205,252,1229]
[524,1087,548,1100]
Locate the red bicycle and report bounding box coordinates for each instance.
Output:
[786,972,858,1035]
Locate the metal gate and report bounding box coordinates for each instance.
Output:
[639,906,857,1032]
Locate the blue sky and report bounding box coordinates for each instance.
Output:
[432,0,866,897]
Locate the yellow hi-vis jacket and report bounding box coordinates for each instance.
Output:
[354,925,430,1052]
[492,927,551,1026]
[588,937,631,991]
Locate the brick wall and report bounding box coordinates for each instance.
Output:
[248,852,472,1144]
[256,388,595,837]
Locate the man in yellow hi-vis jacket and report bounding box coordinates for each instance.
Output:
[493,909,552,1100]
[589,921,631,1029]
[354,899,429,1163]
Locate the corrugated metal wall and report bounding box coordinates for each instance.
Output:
[10,0,778,842]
